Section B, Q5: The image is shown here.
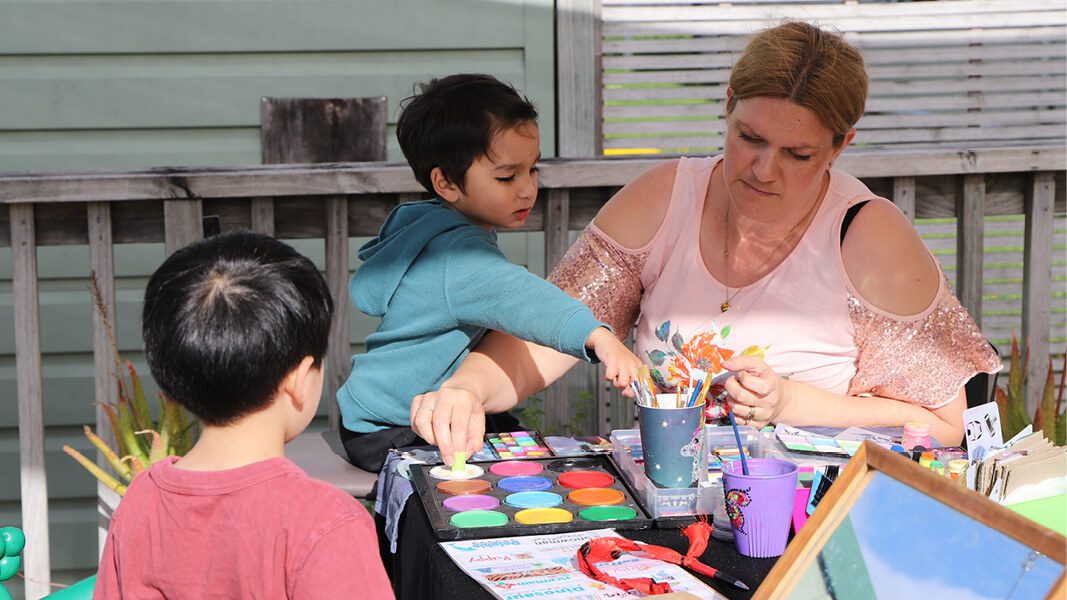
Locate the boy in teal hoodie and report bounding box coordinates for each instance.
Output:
[338,74,640,470]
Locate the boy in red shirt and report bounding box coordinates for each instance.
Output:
[95,231,394,599]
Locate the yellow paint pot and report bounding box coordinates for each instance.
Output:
[514,507,574,525]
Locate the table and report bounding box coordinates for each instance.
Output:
[378,495,779,600]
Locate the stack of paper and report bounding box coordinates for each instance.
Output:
[973,428,1066,505]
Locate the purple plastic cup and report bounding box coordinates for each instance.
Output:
[721,458,798,558]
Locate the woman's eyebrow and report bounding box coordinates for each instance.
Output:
[736,120,819,151]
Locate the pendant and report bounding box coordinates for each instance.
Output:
[720,302,731,313]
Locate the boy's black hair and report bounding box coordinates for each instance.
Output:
[396,73,538,195]
[141,231,333,426]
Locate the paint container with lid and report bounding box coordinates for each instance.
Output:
[947,459,969,483]
[903,422,932,452]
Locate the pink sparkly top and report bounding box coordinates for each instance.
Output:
[550,156,1001,408]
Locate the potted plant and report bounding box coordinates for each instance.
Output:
[62,273,197,495]
[995,333,1065,445]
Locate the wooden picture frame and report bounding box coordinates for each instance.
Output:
[756,441,1066,599]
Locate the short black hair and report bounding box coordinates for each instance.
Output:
[396,73,538,195]
[142,231,333,426]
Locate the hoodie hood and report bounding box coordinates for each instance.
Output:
[351,200,483,316]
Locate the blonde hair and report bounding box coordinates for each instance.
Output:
[727,21,868,147]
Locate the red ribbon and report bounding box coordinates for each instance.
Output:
[575,518,717,595]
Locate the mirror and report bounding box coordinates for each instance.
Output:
[758,442,1066,599]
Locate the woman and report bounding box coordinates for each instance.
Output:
[411,22,1000,461]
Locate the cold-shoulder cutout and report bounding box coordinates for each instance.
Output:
[840,198,941,318]
[593,158,679,251]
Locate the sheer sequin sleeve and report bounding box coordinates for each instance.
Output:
[847,284,1002,408]
[548,227,650,341]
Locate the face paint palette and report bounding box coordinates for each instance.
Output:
[484,430,555,460]
[409,454,652,540]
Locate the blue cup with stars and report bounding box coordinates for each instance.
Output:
[637,395,707,488]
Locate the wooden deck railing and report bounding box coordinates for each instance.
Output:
[2,145,1064,597]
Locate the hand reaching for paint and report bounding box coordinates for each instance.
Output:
[586,327,641,396]
[410,385,486,467]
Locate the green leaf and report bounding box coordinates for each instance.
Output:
[1056,412,1066,447]
[83,425,131,481]
[671,332,685,354]
[100,403,129,458]
[118,403,150,466]
[646,349,669,366]
[720,325,731,339]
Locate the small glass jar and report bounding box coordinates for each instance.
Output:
[902,421,932,451]
[947,459,969,483]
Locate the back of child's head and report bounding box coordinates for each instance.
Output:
[142,231,333,426]
[396,73,538,195]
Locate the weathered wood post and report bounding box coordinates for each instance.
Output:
[260,96,388,430]
[553,0,614,435]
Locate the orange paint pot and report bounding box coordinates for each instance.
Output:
[436,479,492,496]
[567,487,626,506]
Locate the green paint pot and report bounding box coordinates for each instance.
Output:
[449,510,508,528]
[578,505,637,522]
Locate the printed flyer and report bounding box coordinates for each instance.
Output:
[439,529,725,600]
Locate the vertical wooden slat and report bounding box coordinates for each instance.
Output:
[250,198,275,236]
[544,189,570,275]
[544,189,571,433]
[556,0,604,428]
[163,199,204,255]
[1023,172,1055,418]
[956,174,986,327]
[325,196,350,430]
[557,0,602,157]
[10,203,50,600]
[87,202,121,555]
[892,176,916,223]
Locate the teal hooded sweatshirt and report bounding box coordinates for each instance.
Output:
[338,200,606,433]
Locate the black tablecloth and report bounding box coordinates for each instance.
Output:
[377,495,779,600]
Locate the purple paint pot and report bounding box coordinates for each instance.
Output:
[442,494,500,512]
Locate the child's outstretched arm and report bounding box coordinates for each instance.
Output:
[586,327,641,395]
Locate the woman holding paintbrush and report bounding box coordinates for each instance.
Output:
[411,21,1000,454]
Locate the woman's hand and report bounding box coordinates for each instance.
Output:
[410,385,486,466]
[721,355,791,429]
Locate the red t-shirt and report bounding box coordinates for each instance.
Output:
[94,456,394,599]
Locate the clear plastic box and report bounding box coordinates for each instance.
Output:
[610,425,784,519]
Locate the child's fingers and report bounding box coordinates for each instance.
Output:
[466,411,485,457]
[448,400,473,464]
[432,402,456,466]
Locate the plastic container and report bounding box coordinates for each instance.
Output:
[610,426,781,519]
[903,422,932,452]
[722,458,798,558]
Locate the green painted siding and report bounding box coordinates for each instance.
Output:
[0,1,555,594]
[0,0,556,171]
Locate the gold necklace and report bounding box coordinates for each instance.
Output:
[721,196,820,313]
